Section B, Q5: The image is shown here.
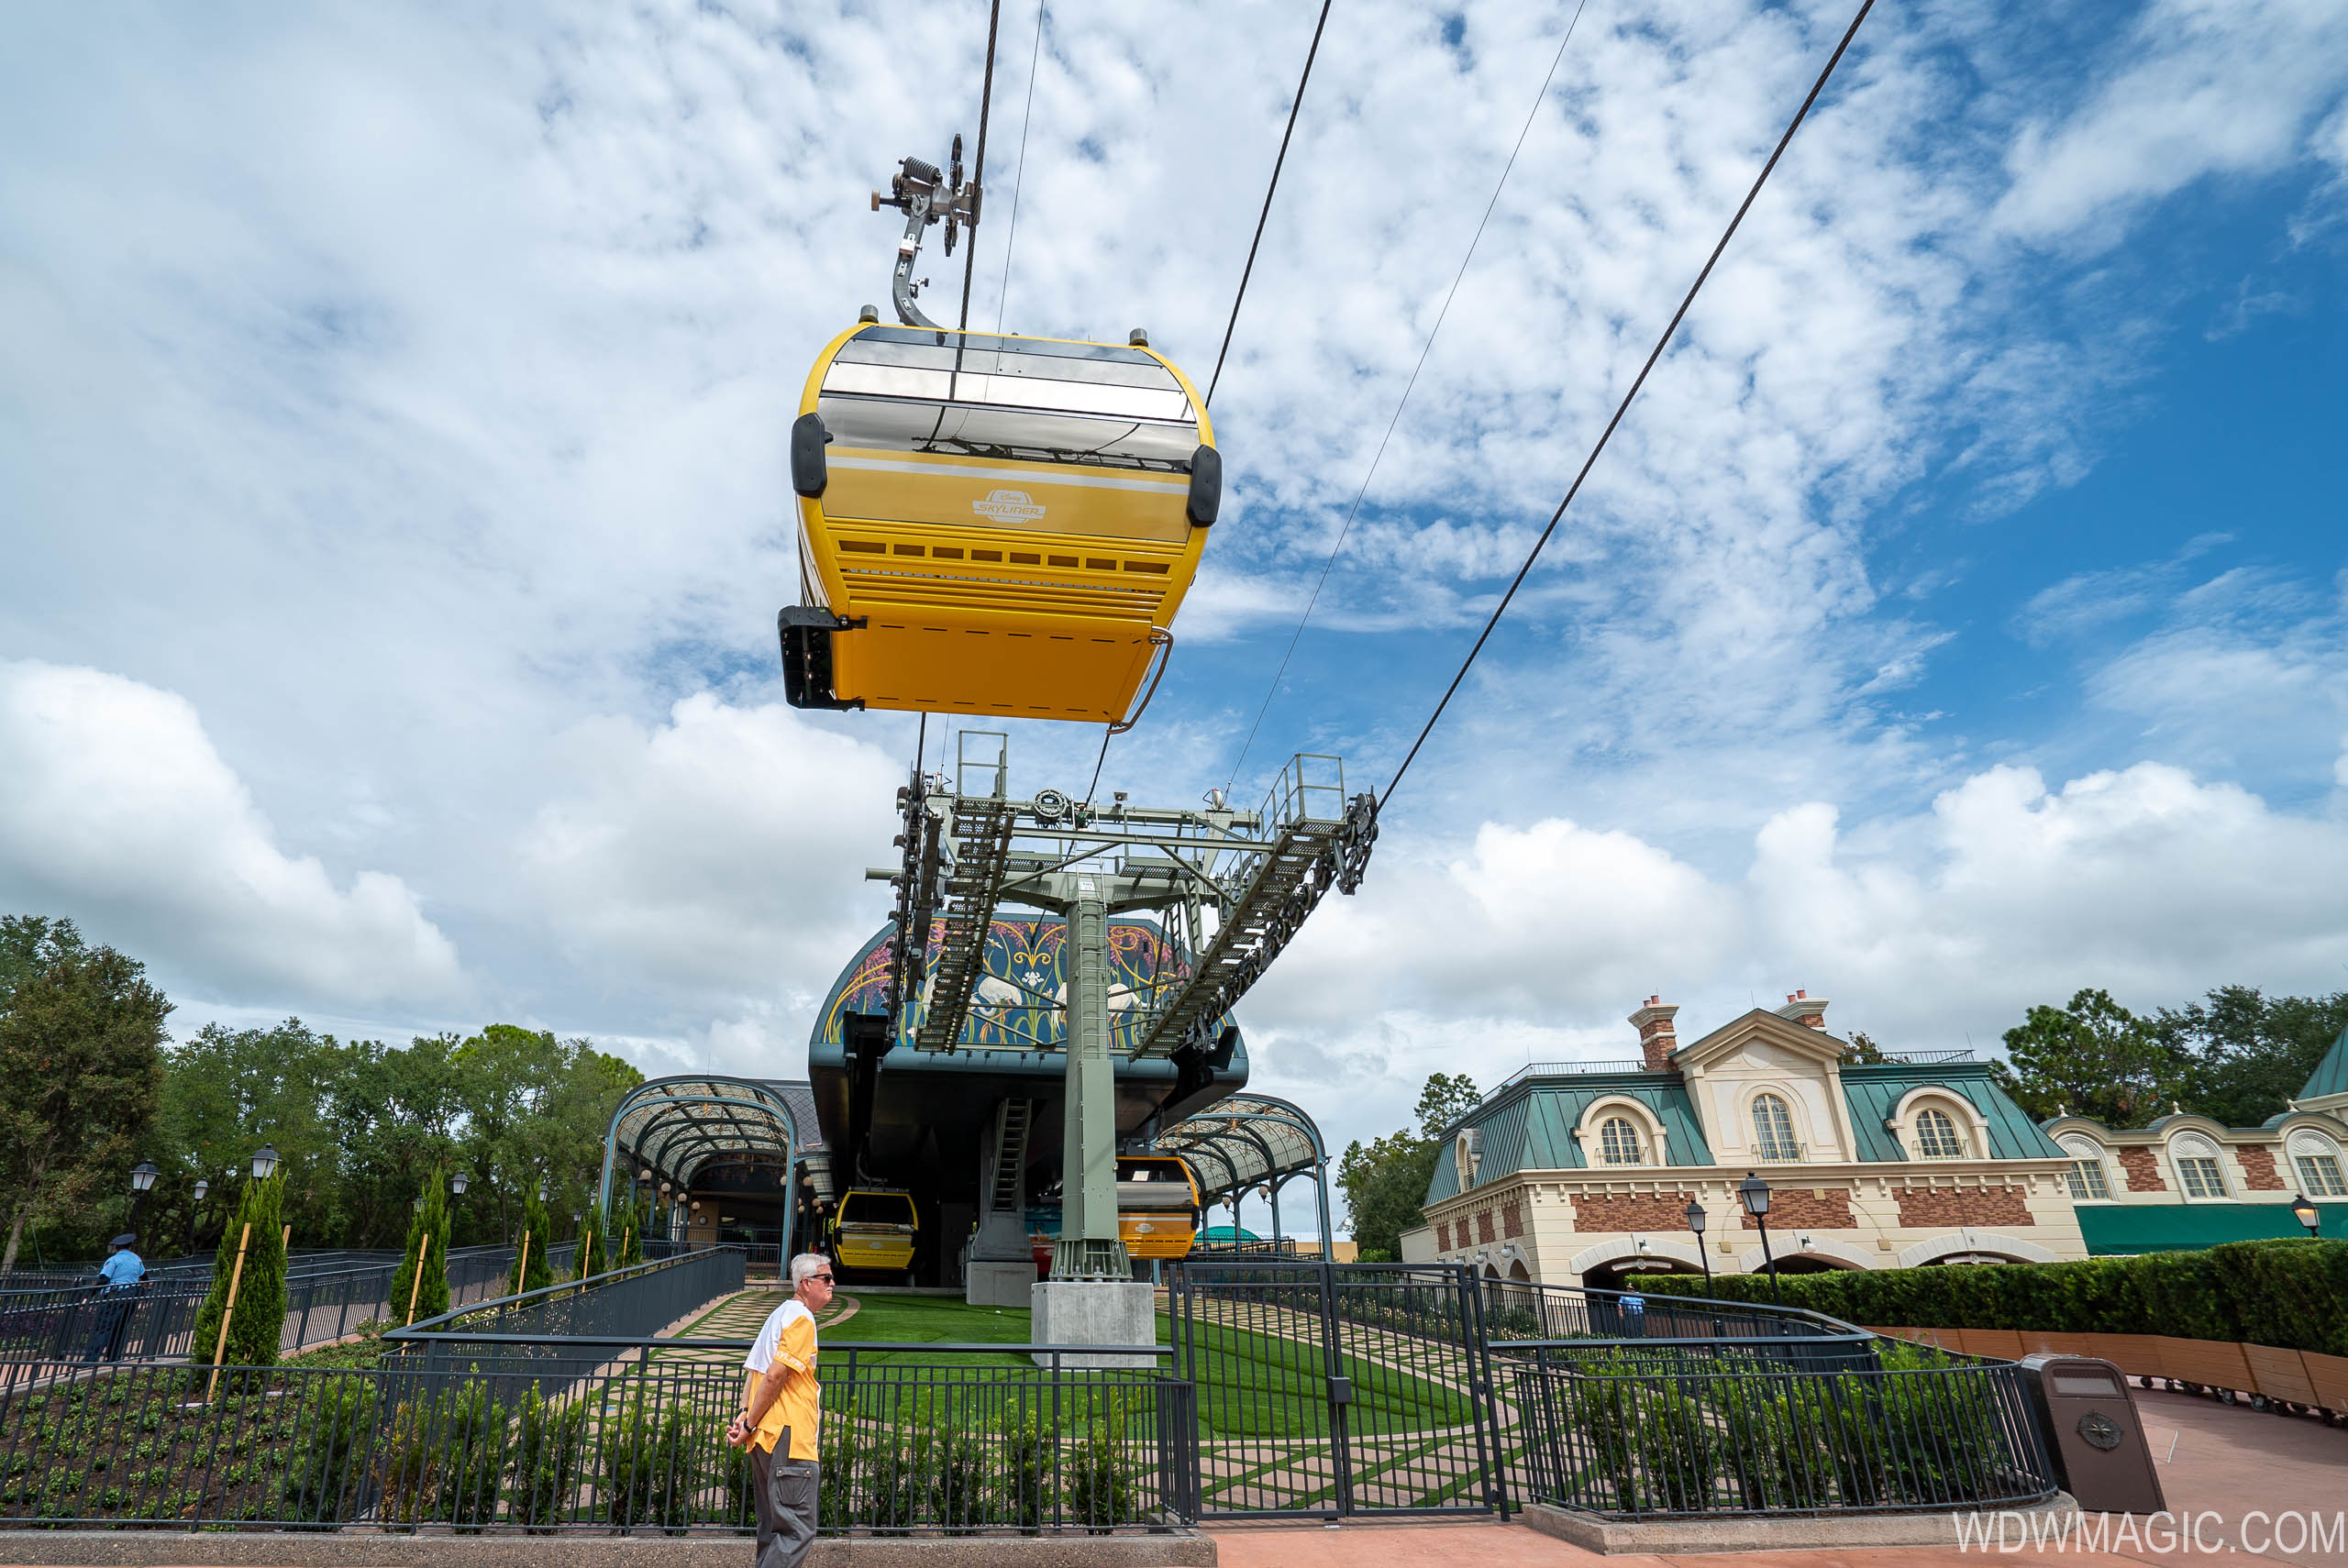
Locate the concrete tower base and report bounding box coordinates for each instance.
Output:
[1030,1279,1157,1369]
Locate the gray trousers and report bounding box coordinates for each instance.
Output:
[751,1433,818,1568]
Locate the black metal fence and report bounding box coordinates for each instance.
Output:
[0,1242,579,1368]
[1479,1277,1866,1348]
[1504,1342,2058,1518]
[0,1344,1190,1534]
[1168,1260,1508,1520]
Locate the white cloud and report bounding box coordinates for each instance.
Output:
[0,661,464,1009]
[520,693,903,1045]
[1238,759,2348,1155]
[1993,0,2348,246]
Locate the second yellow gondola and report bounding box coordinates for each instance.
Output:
[779,321,1220,724]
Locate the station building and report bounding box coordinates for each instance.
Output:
[1401,992,2091,1286]
[2039,1028,2348,1251]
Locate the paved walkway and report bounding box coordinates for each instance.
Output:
[1210,1388,2348,1568]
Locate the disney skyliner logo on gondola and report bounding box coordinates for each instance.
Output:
[973,489,1046,523]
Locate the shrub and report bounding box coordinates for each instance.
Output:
[509,1191,557,1296]
[1641,1239,2348,1356]
[279,1377,376,1523]
[391,1176,451,1327]
[574,1206,609,1281]
[191,1175,288,1369]
[1065,1396,1136,1532]
[604,1397,692,1530]
[511,1383,586,1531]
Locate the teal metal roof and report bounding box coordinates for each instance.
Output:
[1423,1074,1711,1206]
[2301,1023,2348,1100]
[1839,1063,2066,1160]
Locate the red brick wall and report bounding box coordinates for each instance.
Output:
[2118,1146,2167,1193]
[1502,1201,1523,1239]
[1435,1221,1450,1252]
[1739,1187,1854,1230]
[1570,1191,1701,1231]
[1476,1209,1496,1244]
[2235,1146,2287,1191]
[1895,1185,2033,1228]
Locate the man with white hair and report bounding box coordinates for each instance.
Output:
[728,1251,833,1566]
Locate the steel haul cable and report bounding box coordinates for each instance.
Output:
[993,2,1048,334]
[958,0,1005,333]
[1379,0,1880,812]
[1224,0,1592,796]
[1203,0,1334,412]
[1090,0,1335,799]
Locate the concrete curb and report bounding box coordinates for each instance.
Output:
[1518,1493,2079,1554]
[0,1530,1214,1567]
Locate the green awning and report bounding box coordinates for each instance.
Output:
[2077,1201,2348,1254]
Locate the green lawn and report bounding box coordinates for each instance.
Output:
[813,1294,1468,1440]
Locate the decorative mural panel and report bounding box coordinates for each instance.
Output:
[814,917,1194,1052]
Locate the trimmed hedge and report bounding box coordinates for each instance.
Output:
[1641,1238,2348,1357]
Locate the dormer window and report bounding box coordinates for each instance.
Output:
[2170,1132,2226,1199]
[2288,1130,2347,1198]
[2058,1134,2112,1200]
[1455,1128,1483,1190]
[1751,1094,1800,1162]
[1599,1117,1644,1166]
[1913,1107,1966,1160]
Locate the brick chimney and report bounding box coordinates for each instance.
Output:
[1774,988,1830,1030]
[1629,996,1680,1070]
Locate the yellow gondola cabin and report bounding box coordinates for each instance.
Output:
[779,323,1220,724]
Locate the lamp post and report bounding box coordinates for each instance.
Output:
[187,1178,209,1256]
[1684,1198,1712,1286]
[128,1161,159,1244]
[2290,1193,2321,1238]
[250,1145,281,1183]
[1739,1172,1780,1304]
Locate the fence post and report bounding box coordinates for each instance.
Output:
[204,1222,252,1402]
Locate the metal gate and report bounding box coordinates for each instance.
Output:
[1168,1260,1509,1520]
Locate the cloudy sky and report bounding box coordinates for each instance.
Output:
[5,0,2345,1202]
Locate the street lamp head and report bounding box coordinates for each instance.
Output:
[413,1195,425,1212]
[1738,1172,1771,1218]
[1684,1199,1707,1236]
[2290,1193,2320,1236]
[538,1184,549,1204]
[193,1178,209,1204]
[450,1170,470,1197]
[250,1144,281,1182]
[130,1160,160,1194]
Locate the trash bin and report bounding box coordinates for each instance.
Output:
[2017,1353,2165,1515]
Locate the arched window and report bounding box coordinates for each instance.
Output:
[2059,1134,2112,1200]
[2287,1130,2347,1198]
[1751,1094,1800,1162]
[1599,1117,1644,1166]
[1912,1107,1966,1160]
[2170,1133,2226,1199]
[1455,1128,1483,1190]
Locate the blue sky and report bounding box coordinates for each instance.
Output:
[3,0,2345,1184]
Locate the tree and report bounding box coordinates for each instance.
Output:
[391,1174,451,1326]
[0,935,170,1273]
[575,1203,609,1281]
[509,1186,556,1295]
[0,915,84,1009]
[1993,988,2188,1126]
[330,1035,463,1248]
[1339,1130,1440,1262]
[191,1173,287,1367]
[1338,1074,1486,1261]
[2160,986,2348,1128]
[1414,1074,1483,1139]
[1844,1031,1890,1064]
[160,1021,338,1250]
